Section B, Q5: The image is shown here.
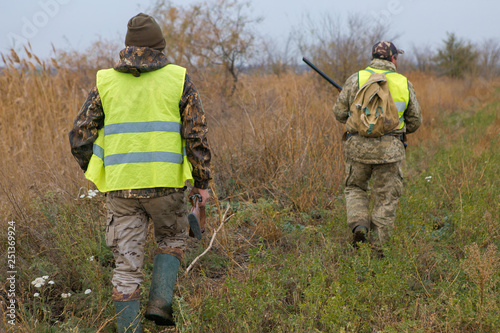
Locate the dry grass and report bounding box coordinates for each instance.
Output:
[0,47,497,217]
[1,46,499,331]
[461,243,500,330]
[0,48,87,219]
[404,71,496,146]
[205,71,345,210]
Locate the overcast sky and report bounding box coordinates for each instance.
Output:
[1,0,498,61]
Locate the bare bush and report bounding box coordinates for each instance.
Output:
[410,43,436,73]
[476,38,500,79]
[259,34,297,76]
[150,0,261,95]
[295,14,393,83]
[461,243,500,331]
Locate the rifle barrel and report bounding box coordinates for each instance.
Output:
[302,57,342,92]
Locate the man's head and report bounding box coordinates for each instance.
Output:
[125,13,166,51]
[371,41,404,63]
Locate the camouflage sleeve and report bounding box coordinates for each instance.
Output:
[68,86,104,171]
[180,74,212,189]
[333,73,359,124]
[404,81,422,134]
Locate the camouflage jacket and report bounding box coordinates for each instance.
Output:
[69,46,212,198]
[333,58,422,164]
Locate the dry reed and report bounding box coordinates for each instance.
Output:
[0,47,497,217]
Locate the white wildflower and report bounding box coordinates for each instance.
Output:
[34,293,40,297]
[61,292,72,299]
[48,280,55,285]
[84,289,92,295]
[82,190,99,199]
[31,277,46,286]
[42,275,49,280]
[88,256,95,261]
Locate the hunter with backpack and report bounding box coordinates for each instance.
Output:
[333,41,422,254]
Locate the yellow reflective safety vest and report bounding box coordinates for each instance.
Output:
[358,67,409,129]
[85,64,194,192]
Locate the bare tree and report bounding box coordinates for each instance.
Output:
[476,38,500,79]
[411,43,435,73]
[260,33,297,76]
[151,0,261,95]
[295,14,393,83]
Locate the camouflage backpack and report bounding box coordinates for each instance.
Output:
[346,72,400,137]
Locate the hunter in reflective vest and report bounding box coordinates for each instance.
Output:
[333,41,422,255]
[85,64,194,192]
[358,67,410,130]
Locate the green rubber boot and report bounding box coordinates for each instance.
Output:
[114,300,142,333]
[145,253,180,326]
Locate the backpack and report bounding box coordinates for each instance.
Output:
[346,72,400,137]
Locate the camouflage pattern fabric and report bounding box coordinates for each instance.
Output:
[105,192,188,294]
[345,135,406,164]
[69,46,212,197]
[345,160,403,244]
[114,46,169,77]
[372,41,404,60]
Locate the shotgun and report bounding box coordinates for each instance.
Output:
[302,57,342,92]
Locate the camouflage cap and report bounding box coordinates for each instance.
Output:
[372,41,404,60]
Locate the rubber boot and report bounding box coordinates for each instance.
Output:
[145,253,180,326]
[113,287,142,333]
[352,225,369,248]
[114,300,142,333]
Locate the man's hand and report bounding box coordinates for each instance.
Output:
[188,187,210,207]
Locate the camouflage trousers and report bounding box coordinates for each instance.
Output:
[105,192,188,294]
[344,159,403,244]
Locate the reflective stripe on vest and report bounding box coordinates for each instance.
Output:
[105,121,181,135]
[92,144,187,167]
[358,67,410,129]
[84,64,194,192]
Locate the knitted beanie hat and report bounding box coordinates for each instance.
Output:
[125,13,166,51]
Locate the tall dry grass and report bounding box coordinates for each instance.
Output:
[204,72,345,210]
[1,46,499,332]
[405,70,496,146]
[0,48,87,221]
[0,47,497,218]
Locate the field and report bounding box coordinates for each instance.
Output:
[0,47,499,332]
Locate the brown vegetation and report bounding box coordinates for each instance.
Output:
[1,3,499,330]
[0,46,496,218]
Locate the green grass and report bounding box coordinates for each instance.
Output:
[172,98,500,332]
[1,98,499,332]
